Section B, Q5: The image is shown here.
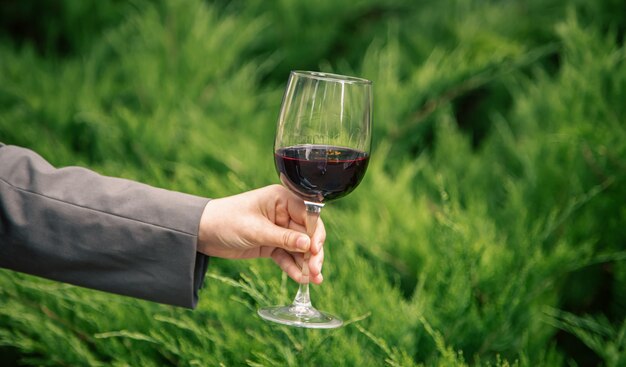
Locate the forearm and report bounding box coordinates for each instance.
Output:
[0,144,210,308]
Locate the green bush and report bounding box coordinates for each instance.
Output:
[0,0,624,365]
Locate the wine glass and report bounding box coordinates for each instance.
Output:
[258,71,372,328]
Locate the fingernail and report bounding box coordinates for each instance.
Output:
[296,236,310,251]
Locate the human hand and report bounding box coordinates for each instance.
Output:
[197,185,326,284]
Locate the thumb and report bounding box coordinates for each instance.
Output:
[265,226,311,253]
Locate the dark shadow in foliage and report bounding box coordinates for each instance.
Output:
[0,0,128,57]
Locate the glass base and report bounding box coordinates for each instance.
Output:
[258,305,343,329]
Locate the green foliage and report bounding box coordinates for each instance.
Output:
[545,308,626,367]
[1,0,625,365]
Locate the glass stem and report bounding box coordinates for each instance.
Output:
[292,201,324,310]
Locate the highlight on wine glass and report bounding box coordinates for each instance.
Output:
[258,71,372,328]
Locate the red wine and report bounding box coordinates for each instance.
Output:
[275,145,369,203]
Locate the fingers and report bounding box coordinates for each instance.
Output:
[310,218,326,255]
[263,185,327,253]
[271,249,303,283]
[262,214,326,255]
[284,214,325,256]
[308,246,324,284]
[270,247,324,284]
[256,214,309,253]
[273,227,311,252]
[199,185,329,285]
[266,184,307,228]
[277,185,308,226]
[261,215,326,255]
[271,187,327,283]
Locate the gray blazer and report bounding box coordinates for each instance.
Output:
[0,144,210,308]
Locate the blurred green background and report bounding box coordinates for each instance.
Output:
[1,0,625,365]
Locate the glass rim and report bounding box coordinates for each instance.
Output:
[291,70,372,85]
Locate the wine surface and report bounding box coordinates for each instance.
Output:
[275,145,369,202]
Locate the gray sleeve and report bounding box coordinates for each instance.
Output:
[0,144,210,308]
